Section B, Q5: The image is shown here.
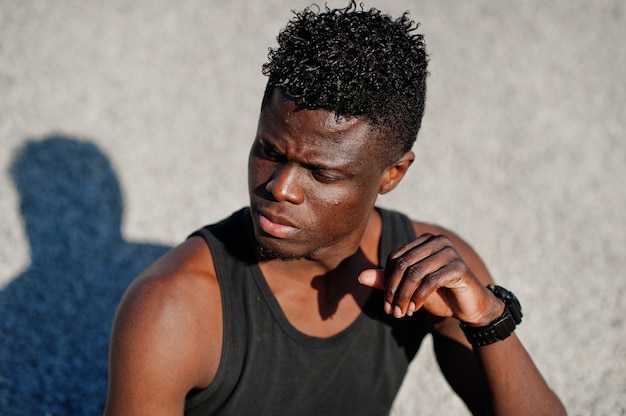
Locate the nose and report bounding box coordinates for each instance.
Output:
[266,163,304,204]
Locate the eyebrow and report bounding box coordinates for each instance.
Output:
[257,135,353,174]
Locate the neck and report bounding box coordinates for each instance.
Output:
[256,209,382,333]
[258,209,381,304]
[259,209,381,282]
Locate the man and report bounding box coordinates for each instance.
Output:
[105,2,565,415]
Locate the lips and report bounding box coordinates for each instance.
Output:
[255,209,299,239]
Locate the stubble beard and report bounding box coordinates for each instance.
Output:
[255,240,319,262]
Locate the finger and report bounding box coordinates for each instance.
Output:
[409,259,465,313]
[383,233,436,304]
[357,234,438,290]
[384,235,449,314]
[358,269,385,290]
[411,259,490,323]
[392,245,458,317]
[386,233,435,263]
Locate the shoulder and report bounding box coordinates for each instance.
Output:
[122,236,221,331]
[119,236,222,379]
[105,237,222,413]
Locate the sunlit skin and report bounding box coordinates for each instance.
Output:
[103,87,566,416]
[246,88,416,334]
[248,89,495,323]
[248,89,395,267]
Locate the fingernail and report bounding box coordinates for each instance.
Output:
[393,305,403,318]
[407,302,416,316]
[384,301,392,315]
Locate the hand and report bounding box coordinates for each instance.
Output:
[358,234,504,325]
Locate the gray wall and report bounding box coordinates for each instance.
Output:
[1,1,624,414]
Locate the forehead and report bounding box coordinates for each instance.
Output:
[259,89,382,164]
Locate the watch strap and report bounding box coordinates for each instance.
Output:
[459,285,523,347]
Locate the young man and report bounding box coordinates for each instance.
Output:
[105,2,565,415]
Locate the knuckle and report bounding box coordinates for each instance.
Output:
[388,246,404,260]
[394,256,411,271]
[387,243,411,262]
[450,258,470,275]
[432,234,451,246]
[439,245,458,259]
[387,254,410,272]
[421,271,439,288]
[405,264,424,282]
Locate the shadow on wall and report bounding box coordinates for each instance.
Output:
[0,136,171,416]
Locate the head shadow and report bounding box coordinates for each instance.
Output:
[0,135,170,415]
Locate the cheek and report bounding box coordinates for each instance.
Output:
[248,156,272,189]
[315,184,378,219]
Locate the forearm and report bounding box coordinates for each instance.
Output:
[474,333,566,416]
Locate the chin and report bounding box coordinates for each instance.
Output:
[256,239,318,262]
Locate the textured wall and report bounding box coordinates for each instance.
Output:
[1,1,624,414]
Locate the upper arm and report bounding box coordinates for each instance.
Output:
[411,221,565,414]
[104,238,222,416]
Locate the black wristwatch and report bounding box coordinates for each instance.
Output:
[459,284,523,347]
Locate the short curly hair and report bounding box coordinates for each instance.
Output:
[262,1,428,164]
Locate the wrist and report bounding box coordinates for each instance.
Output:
[459,284,523,347]
[471,290,506,327]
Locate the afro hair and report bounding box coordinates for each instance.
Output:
[262,1,429,162]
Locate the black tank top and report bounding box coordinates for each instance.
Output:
[185,208,430,416]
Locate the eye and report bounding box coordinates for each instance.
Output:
[256,140,285,162]
[311,169,342,183]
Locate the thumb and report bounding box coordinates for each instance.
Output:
[358,269,385,290]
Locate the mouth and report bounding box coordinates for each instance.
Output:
[254,208,299,239]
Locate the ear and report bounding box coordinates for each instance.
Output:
[378,151,415,195]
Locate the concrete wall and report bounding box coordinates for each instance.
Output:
[1,1,624,414]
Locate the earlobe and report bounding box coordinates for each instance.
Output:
[378,151,415,195]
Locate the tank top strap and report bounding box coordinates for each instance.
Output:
[185,208,253,413]
[377,207,416,266]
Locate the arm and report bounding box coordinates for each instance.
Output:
[359,224,565,415]
[104,238,222,416]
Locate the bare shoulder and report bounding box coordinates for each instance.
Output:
[105,236,222,415]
